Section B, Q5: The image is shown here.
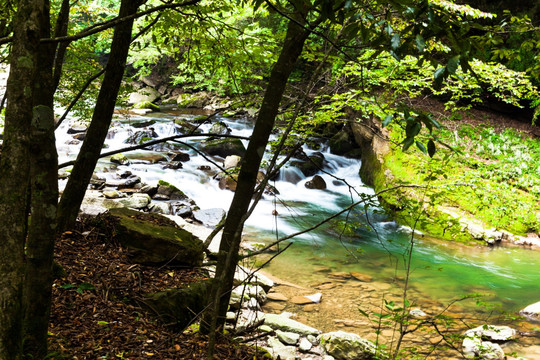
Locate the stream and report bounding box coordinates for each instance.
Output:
[57,109,540,357]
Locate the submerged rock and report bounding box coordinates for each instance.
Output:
[305,175,327,190]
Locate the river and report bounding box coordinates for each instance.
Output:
[56,109,540,358]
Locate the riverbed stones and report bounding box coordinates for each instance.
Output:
[462,336,504,360]
[201,138,246,157]
[268,293,288,301]
[209,121,231,136]
[520,301,540,320]
[276,330,300,345]
[350,272,372,282]
[320,331,380,360]
[224,155,241,169]
[155,180,187,200]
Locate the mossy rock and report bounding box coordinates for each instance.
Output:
[133,101,160,111]
[143,280,211,330]
[201,138,246,158]
[106,208,203,266]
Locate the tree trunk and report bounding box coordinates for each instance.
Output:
[0,0,43,357]
[56,0,141,232]
[201,17,311,336]
[22,0,59,357]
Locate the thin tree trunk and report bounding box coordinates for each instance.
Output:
[201,16,311,337]
[22,0,59,357]
[56,0,141,232]
[0,0,43,357]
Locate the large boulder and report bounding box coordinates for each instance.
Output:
[462,336,504,360]
[105,207,204,266]
[201,138,246,158]
[143,280,211,330]
[320,331,381,360]
[261,313,320,336]
[209,121,231,136]
[128,87,160,105]
[177,92,210,108]
[329,129,357,156]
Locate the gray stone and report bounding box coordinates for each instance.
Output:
[105,175,141,189]
[149,202,171,215]
[233,266,274,292]
[102,190,125,199]
[193,208,226,227]
[128,87,160,105]
[276,330,300,345]
[298,337,313,352]
[262,313,320,336]
[201,138,246,158]
[409,308,427,318]
[67,124,87,134]
[320,331,380,360]
[209,121,231,136]
[117,193,151,209]
[265,336,299,360]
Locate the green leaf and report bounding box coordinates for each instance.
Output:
[405,121,422,138]
[382,114,393,127]
[59,284,75,290]
[447,55,460,74]
[415,34,426,52]
[416,141,427,154]
[434,67,445,81]
[402,137,415,151]
[428,139,436,157]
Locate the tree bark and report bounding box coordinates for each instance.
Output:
[22,0,59,357]
[56,0,142,232]
[0,0,43,358]
[201,17,311,336]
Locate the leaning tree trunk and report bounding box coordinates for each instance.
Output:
[0,0,44,358]
[201,16,311,337]
[56,0,141,232]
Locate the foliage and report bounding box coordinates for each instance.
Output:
[129,1,281,95]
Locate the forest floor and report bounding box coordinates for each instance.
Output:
[48,217,263,359]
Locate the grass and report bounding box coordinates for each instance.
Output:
[380,122,540,239]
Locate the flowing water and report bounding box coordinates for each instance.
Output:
[57,110,540,357]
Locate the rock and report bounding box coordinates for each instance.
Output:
[105,175,141,189]
[316,283,336,290]
[162,161,183,170]
[409,308,427,318]
[265,336,299,360]
[67,124,87,134]
[276,330,300,345]
[520,301,540,320]
[105,207,204,266]
[156,180,187,200]
[201,138,246,158]
[320,331,380,360]
[265,302,287,312]
[142,280,210,330]
[267,293,288,302]
[169,151,190,162]
[209,121,231,136]
[102,190,125,199]
[464,325,516,342]
[298,337,313,352]
[305,293,322,303]
[177,92,210,108]
[262,313,320,336]
[218,175,238,191]
[129,153,167,164]
[131,119,156,128]
[233,266,274,292]
[329,272,351,280]
[192,208,226,227]
[125,129,158,145]
[462,336,504,360]
[305,175,327,190]
[350,272,372,282]
[329,129,356,156]
[149,202,171,215]
[291,296,314,305]
[223,155,241,169]
[116,193,150,209]
[139,184,158,197]
[110,153,130,165]
[291,152,325,177]
[128,87,160,105]
[133,101,160,111]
